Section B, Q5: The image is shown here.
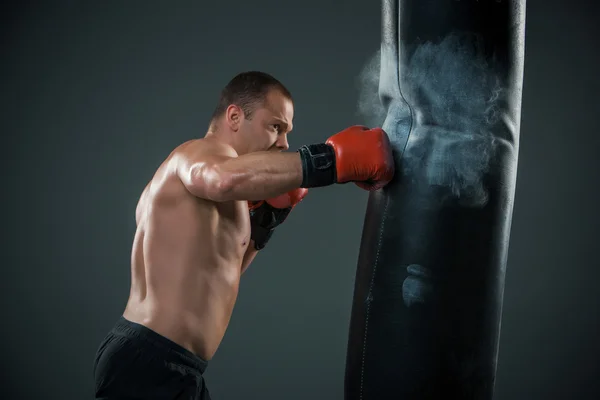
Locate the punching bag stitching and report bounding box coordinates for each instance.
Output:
[359,194,390,399]
[394,0,415,160]
[381,0,415,161]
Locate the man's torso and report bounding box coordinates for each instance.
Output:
[123,139,249,360]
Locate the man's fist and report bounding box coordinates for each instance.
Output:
[326,126,395,191]
[248,188,308,250]
[297,125,395,191]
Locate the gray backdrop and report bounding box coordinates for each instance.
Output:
[2,1,599,399]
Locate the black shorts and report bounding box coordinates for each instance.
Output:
[94,317,211,400]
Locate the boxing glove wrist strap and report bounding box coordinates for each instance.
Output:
[297,143,337,188]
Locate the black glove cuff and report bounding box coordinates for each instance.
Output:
[297,143,337,188]
[250,203,292,250]
[251,226,274,250]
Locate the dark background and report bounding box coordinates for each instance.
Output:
[2,1,599,399]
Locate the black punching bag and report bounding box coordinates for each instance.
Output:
[344,1,526,399]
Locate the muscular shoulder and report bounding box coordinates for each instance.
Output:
[167,137,240,200]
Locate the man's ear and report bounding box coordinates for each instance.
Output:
[225,105,243,131]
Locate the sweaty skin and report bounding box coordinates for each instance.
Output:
[123,89,300,361]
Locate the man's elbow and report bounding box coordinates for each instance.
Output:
[187,163,235,202]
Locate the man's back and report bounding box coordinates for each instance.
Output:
[123,138,251,360]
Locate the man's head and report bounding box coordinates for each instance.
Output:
[209,71,294,154]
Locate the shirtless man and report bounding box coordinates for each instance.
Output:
[93,71,395,399]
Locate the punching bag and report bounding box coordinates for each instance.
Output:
[345,1,526,399]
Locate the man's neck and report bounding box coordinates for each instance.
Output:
[204,128,246,156]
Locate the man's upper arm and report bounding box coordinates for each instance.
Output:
[176,139,237,201]
[135,182,151,225]
[240,240,259,274]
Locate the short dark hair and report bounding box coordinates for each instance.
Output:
[210,71,292,123]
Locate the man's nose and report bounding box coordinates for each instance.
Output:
[276,134,289,151]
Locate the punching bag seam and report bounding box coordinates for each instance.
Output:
[395,0,415,160]
[359,194,391,399]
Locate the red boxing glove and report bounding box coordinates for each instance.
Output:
[248,188,308,211]
[248,188,308,249]
[326,125,395,191]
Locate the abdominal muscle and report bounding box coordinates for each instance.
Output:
[123,175,251,361]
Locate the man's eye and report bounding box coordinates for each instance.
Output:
[273,124,281,132]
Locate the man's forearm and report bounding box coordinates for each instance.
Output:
[218,151,303,202]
